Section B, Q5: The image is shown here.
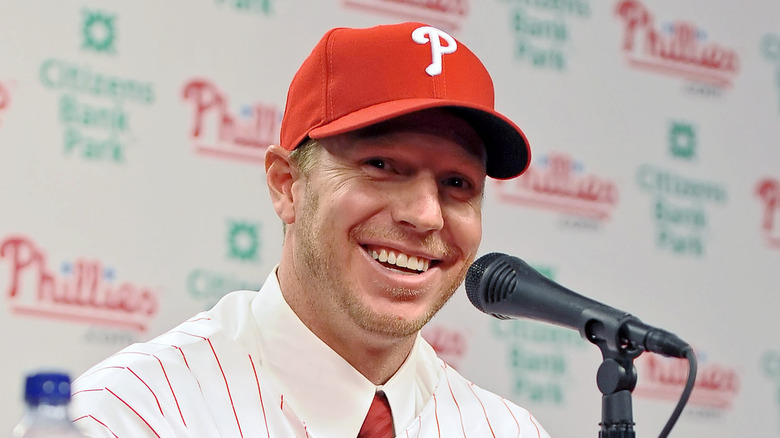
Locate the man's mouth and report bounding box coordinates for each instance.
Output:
[365,246,433,273]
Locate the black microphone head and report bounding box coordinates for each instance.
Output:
[466,252,538,319]
[466,252,586,327]
[465,252,503,312]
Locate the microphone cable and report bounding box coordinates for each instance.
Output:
[658,346,697,438]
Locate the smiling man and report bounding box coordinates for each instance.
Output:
[268,109,487,385]
[71,22,550,438]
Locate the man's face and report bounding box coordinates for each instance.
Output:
[286,110,486,342]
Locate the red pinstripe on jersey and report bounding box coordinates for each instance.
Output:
[432,393,441,438]
[169,343,205,395]
[167,329,246,436]
[499,398,521,436]
[73,414,120,438]
[125,366,164,417]
[467,382,497,438]
[73,363,166,420]
[406,415,421,438]
[111,350,185,426]
[443,365,467,437]
[105,387,161,437]
[72,388,102,396]
[172,345,190,369]
[527,411,543,438]
[206,338,244,438]
[187,317,212,323]
[150,354,186,427]
[249,354,271,437]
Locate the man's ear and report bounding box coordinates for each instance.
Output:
[265,144,298,224]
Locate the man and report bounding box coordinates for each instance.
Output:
[71,22,550,437]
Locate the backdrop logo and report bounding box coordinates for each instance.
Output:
[497,0,591,71]
[0,80,10,126]
[40,10,155,164]
[39,59,154,163]
[615,0,739,88]
[494,152,619,221]
[341,0,468,31]
[636,165,726,256]
[761,350,780,432]
[182,79,281,164]
[215,0,274,15]
[186,269,260,310]
[491,266,588,405]
[81,10,117,54]
[226,220,262,262]
[635,353,740,414]
[761,34,780,113]
[84,326,139,346]
[422,325,467,369]
[636,121,727,256]
[1,235,159,331]
[756,178,780,248]
[669,121,696,160]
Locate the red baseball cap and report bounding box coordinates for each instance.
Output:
[280,22,531,179]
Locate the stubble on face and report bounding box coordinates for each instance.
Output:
[293,176,473,340]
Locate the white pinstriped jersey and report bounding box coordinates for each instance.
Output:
[71,274,550,438]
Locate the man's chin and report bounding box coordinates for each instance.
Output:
[349,295,449,338]
[361,317,428,339]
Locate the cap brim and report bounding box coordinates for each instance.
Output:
[308,98,530,179]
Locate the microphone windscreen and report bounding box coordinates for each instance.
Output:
[465,252,505,312]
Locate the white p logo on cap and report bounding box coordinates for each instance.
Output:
[412,26,458,77]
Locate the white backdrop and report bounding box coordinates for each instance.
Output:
[2,0,780,436]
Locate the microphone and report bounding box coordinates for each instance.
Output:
[465,253,691,358]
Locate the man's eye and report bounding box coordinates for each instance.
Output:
[443,176,469,189]
[365,158,387,169]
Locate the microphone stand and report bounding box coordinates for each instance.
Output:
[582,312,644,437]
[596,348,641,437]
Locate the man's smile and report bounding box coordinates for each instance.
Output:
[362,245,438,274]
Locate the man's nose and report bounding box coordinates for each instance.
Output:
[391,174,445,232]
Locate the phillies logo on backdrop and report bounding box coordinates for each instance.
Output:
[182,79,281,164]
[494,152,619,220]
[614,0,740,88]
[756,178,780,248]
[341,0,468,31]
[634,353,740,412]
[1,235,159,331]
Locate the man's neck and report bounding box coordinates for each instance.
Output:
[276,263,418,385]
[320,327,417,385]
[284,289,417,384]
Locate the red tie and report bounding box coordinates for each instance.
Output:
[358,392,394,438]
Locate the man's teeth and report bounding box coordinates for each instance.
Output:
[371,248,430,272]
